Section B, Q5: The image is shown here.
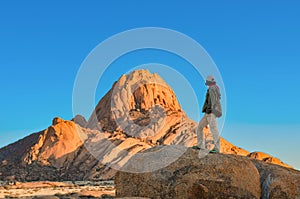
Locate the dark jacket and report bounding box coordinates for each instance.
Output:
[202,89,212,114]
[202,85,222,117]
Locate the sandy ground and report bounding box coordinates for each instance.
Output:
[0,181,115,198]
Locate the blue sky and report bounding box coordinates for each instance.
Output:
[0,1,299,168]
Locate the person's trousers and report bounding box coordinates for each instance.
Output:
[197,113,220,151]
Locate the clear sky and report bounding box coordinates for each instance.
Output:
[0,1,299,169]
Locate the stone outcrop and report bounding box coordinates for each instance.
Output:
[116,147,300,199]
[71,114,88,128]
[248,152,292,168]
[251,159,300,199]
[87,70,197,146]
[22,117,84,167]
[0,118,102,181]
[115,147,261,199]
[0,117,153,181]
[220,137,249,156]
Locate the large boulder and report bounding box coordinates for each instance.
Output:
[115,147,261,199]
[251,159,300,199]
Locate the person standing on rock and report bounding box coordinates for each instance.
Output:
[193,76,222,153]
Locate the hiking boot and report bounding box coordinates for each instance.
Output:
[209,149,219,153]
[192,146,201,150]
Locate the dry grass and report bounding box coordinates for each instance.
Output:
[0,181,115,198]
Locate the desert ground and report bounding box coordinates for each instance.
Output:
[0,181,115,199]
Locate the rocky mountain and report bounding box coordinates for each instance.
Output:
[0,69,293,182]
[87,69,196,146]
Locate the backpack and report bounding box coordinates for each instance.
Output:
[212,101,222,118]
[210,85,222,118]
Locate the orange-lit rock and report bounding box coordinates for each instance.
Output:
[0,69,294,182]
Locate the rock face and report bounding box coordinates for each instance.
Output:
[115,147,261,199]
[116,147,300,199]
[0,117,112,181]
[22,118,84,167]
[87,70,197,146]
[71,114,88,128]
[251,159,300,199]
[0,69,294,182]
[220,137,249,156]
[248,152,292,169]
